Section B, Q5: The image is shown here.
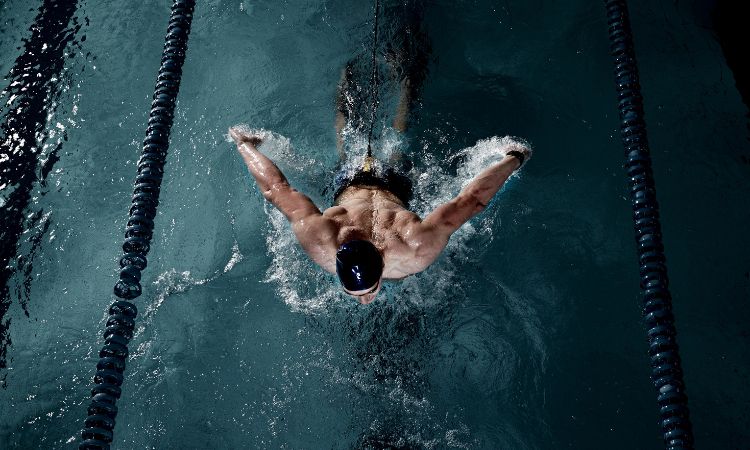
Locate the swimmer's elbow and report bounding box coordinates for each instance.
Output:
[473,197,489,214]
[462,191,489,216]
[261,180,291,202]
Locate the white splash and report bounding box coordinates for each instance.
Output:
[132,239,245,338]
[143,269,209,323]
[224,240,244,273]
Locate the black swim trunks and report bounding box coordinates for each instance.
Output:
[333,160,413,207]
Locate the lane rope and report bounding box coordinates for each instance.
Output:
[605,1,694,448]
[79,0,196,448]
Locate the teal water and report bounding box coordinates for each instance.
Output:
[1,0,748,448]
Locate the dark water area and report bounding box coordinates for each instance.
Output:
[711,0,750,110]
[0,0,748,448]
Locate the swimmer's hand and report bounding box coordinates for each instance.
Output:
[500,141,532,169]
[229,126,262,149]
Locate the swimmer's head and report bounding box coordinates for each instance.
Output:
[336,240,384,304]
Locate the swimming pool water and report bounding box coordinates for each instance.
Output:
[1,0,748,448]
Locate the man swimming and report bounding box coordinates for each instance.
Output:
[230,3,531,304]
[229,126,530,304]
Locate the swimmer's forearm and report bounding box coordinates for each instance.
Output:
[461,155,520,206]
[422,154,520,234]
[237,141,289,196]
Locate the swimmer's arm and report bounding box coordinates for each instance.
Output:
[231,128,321,222]
[420,154,522,236]
[392,154,522,276]
[230,128,338,272]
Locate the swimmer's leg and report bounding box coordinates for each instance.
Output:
[388,49,426,167]
[387,75,415,167]
[387,1,430,133]
[335,62,355,162]
[393,77,413,133]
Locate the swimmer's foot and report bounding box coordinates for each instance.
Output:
[229,126,262,148]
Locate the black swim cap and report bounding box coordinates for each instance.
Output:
[336,240,383,292]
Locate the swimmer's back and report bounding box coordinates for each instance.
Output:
[324,186,441,279]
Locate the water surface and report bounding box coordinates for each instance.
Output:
[0,0,748,448]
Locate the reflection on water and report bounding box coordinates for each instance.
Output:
[0,0,82,371]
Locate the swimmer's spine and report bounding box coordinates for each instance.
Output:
[79,0,196,448]
[605,1,694,448]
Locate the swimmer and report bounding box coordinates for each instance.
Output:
[229,125,530,304]
[230,6,531,304]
